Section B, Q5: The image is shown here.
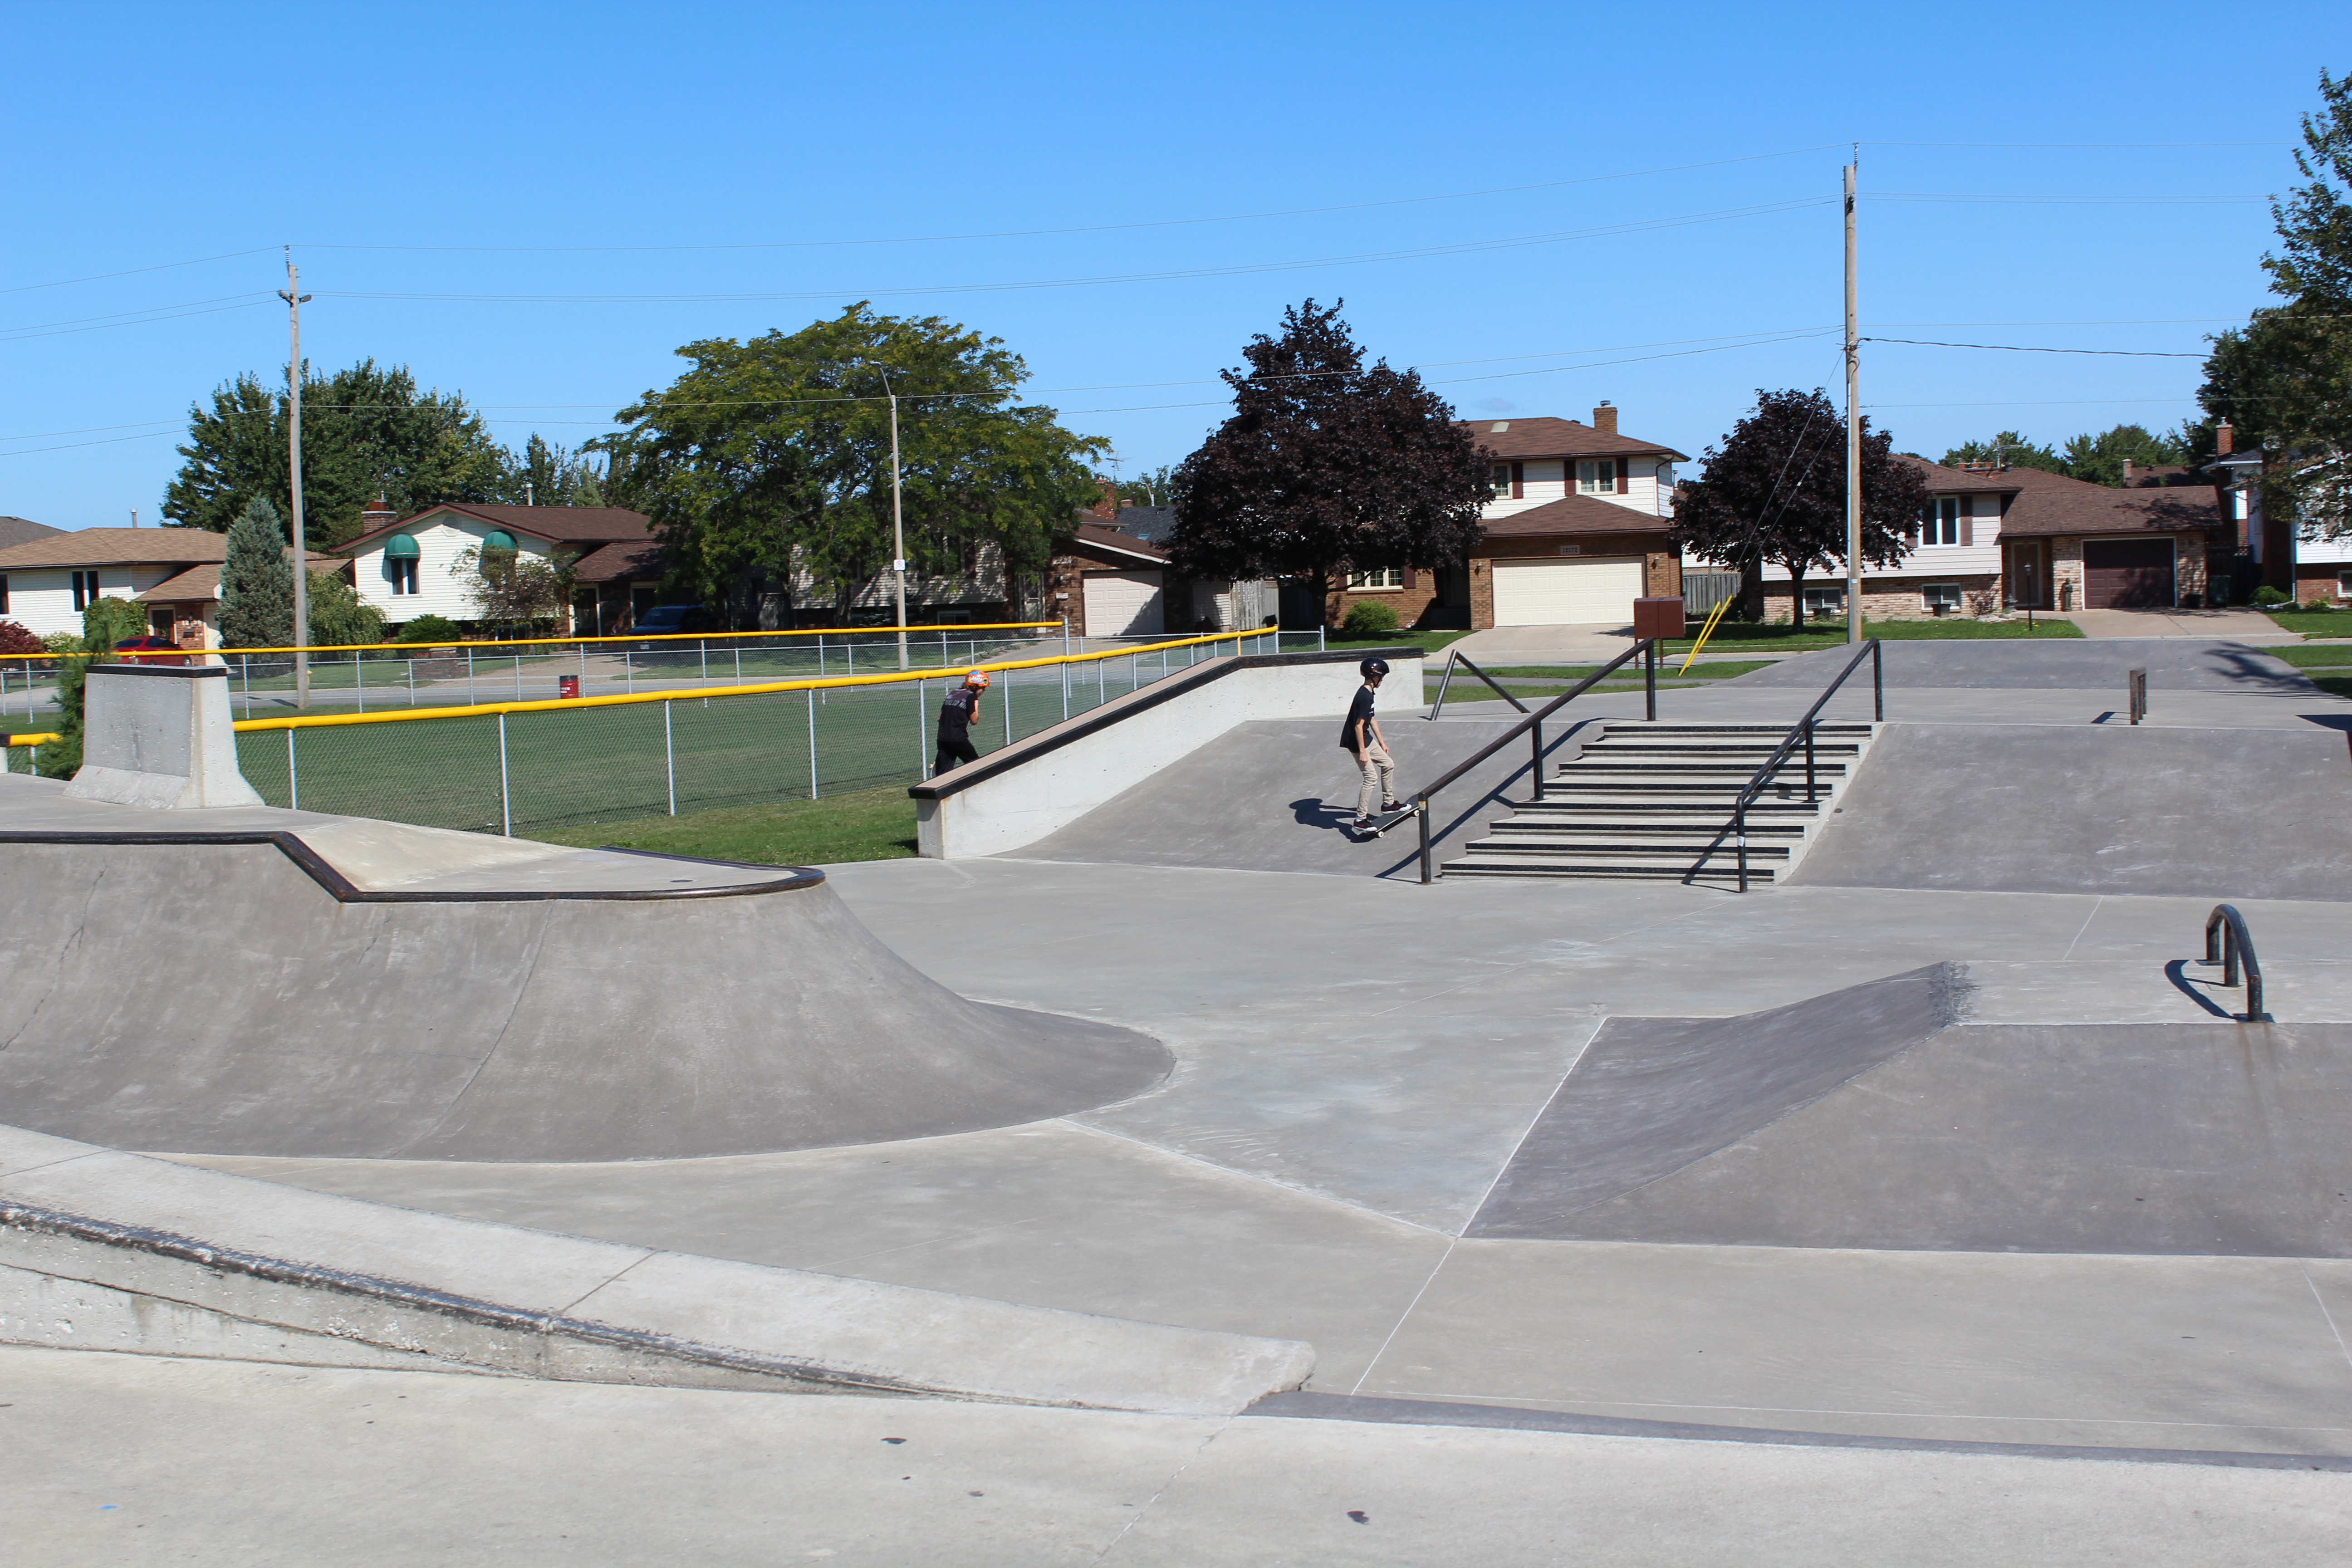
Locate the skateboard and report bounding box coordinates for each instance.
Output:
[1362,801,1421,838]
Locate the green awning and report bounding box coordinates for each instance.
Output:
[382,533,420,559]
[480,530,517,551]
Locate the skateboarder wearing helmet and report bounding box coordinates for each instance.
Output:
[1342,657,1404,832]
[934,667,991,776]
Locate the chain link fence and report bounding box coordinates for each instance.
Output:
[210,630,1310,836]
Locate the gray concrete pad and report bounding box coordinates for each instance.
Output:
[1792,722,2352,901]
[12,1348,2352,1566]
[2068,608,2297,641]
[1737,637,2312,691]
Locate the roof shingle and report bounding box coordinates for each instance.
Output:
[1457,416,1689,463]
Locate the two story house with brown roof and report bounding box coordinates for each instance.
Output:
[339,503,666,635]
[1324,404,1689,631]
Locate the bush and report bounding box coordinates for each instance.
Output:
[41,632,83,656]
[393,613,462,645]
[2252,584,2292,608]
[1341,600,1401,636]
[0,619,42,655]
[82,595,148,652]
[306,570,387,650]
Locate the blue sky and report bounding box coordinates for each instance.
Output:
[5,0,2347,529]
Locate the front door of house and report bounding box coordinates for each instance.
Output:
[2006,540,2051,610]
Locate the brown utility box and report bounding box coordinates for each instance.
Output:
[1632,596,1686,640]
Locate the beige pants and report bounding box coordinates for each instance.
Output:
[1354,741,1396,820]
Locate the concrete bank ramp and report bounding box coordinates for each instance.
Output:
[1734,637,2313,692]
[1471,967,2352,1256]
[0,1125,1311,1415]
[999,715,1534,876]
[1790,723,2352,900]
[0,780,1169,1161]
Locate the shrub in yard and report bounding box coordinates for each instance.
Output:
[0,620,42,655]
[41,632,83,657]
[82,596,147,652]
[1342,600,1401,636]
[393,614,462,644]
[2253,585,2292,607]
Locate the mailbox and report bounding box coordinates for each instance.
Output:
[1632,596,1686,641]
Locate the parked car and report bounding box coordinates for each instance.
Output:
[111,636,191,666]
[631,604,715,638]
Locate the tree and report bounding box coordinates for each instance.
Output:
[1668,387,1931,627]
[164,358,510,546]
[1117,464,1180,508]
[0,620,44,656]
[2200,69,2352,535]
[2057,424,2190,487]
[305,571,387,649]
[1940,431,2067,475]
[219,495,294,649]
[1166,300,1491,615]
[597,304,1105,621]
[454,542,573,632]
[492,433,606,507]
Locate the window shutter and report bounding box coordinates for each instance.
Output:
[1615,457,1630,494]
[1510,461,1524,500]
[1960,496,1975,547]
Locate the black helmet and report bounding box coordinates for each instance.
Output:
[1360,657,1391,678]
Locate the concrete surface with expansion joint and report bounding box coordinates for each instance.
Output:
[15,636,2352,1563]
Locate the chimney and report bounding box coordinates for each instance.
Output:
[1592,401,1618,437]
[1091,477,1119,523]
[2215,420,2234,456]
[2122,458,2133,483]
[360,495,398,534]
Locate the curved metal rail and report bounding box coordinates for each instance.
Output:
[2204,904,2264,1021]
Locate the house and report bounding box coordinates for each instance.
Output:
[1731,456,2229,621]
[0,527,330,647]
[1038,489,1276,637]
[1322,404,1688,632]
[0,515,64,553]
[338,503,664,634]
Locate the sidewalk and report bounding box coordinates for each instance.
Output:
[2065,608,2298,642]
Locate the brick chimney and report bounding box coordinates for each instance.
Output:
[360,495,398,534]
[1090,477,1118,523]
[1592,401,1618,436]
[2215,420,2234,456]
[2122,458,2133,483]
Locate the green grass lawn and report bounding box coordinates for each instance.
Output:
[1664,617,2085,654]
[2263,609,2352,638]
[2244,643,2352,669]
[530,786,921,866]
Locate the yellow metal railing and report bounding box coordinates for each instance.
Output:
[0,619,1063,663]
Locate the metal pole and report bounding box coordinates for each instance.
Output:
[497,712,511,836]
[1736,802,1748,893]
[807,686,820,798]
[1003,675,1012,750]
[916,678,927,777]
[279,252,313,710]
[1418,795,1435,884]
[466,647,475,705]
[1843,156,1863,648]
[1531,719,1545,801]
[1805,717,1816,801]
[1644,638,1656,721]
[286,728,299,811]
[579,641,588,696]
[1061,648,1070,721]
[887,378,908,671]
[354,652,364,714]
[664,700,676,815]
[1872,638,1884,721]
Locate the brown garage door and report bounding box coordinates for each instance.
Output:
[2083,539,2176,609]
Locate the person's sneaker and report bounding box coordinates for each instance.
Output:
[1349,817,1375,831]
[1380,801,1407,813]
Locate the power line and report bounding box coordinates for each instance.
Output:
[1862,336,2205,358]
[0,246,280,297]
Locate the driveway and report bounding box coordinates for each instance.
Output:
[2066,607,2297,641]
[1444,622,1640,663]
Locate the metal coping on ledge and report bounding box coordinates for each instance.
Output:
[82,663,230,680]
[0,830,824,903]
[906,645,1426,803]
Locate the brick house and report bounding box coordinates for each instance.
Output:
[1322,405,1687,632]
[1738,457,2229,621]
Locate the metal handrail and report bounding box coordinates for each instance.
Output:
[1426,650,1530,719]
[1699,639,1884,892]
[2204,904,2264,1021]
[1413,638,1659,883]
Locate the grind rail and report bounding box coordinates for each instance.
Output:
[1690,639,1885,893]
[2204,904,2264,1022]
[1410,638,1662,883]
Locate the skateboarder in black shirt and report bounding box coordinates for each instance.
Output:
[933,668,990,776]
[1342,657,1404,831]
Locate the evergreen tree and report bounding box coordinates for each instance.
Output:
[220,496,294,649]
[1940,431,2067,475]
[1167,300,1490,615]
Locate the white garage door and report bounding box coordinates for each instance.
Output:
[1083,570,1165,635]
[1490,557,1645,627]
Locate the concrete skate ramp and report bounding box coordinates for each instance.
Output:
[0,837,1170,1161]
[1472,969,2352,1256]
[1790,723,2352,901]
[1735,638,2312,692]
[998,714,1539,876]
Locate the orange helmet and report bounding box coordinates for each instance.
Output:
[965,668,991,690]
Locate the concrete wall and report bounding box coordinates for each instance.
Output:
[915,649,1423,859]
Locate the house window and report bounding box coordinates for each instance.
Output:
[70,570,98,611]
[1922,583,1964,614]
[384,557,419,595]
[2337,571,2352,600]
[1924,498,1962,546]
[1348,567,1405,590]
[1577,461,1614,494]
[1800,584,1846,618]
[1489,462,1511,493]
[0,574,8,614]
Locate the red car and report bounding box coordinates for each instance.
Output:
[112,636,192,667]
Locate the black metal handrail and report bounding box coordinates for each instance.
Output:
[2204,904,2264,1021]
[1412,638,1660,883]
[1695,639,1885,892]
[1426,650,1530,718]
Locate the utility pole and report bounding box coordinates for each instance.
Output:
[884,372,908,670]
[1843,156,1862,647]
[278,251,314,708]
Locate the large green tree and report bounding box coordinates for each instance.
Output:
[597,304,1105,620]
[1669,388,1931,627]
[492,434,606,508]
[1940,431,2067,475]
[163,359,510,546]
[2200,69,2352,534]
[1940,424,2190,485]
[1165,300,1491,612]
[219,496,294,649]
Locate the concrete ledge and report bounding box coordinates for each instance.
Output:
[911,647,1424,858]
[0,1126,1313,1416]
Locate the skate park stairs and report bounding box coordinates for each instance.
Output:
[909,646,1422,858]
[0,1125,1313,1415]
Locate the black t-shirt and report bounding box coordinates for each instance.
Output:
[1340,685,1376,751]
[938,686,979,737]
